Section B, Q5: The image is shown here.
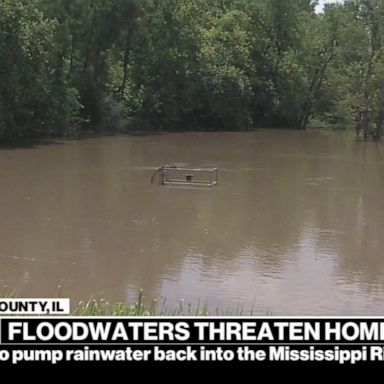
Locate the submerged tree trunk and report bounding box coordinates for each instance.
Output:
[359,0,382,140]
[373,77,384,140]
[299,45,335,130]
[360,51,375,137]
[374,109,384,140]
[360,109,370,138]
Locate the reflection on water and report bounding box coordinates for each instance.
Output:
[0,130,384,315]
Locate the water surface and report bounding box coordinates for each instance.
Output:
[1,130,383,315]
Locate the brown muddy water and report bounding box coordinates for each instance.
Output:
[1,130,384,315]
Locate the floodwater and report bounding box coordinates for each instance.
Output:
[1,130,384,315]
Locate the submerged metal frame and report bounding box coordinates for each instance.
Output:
[151,165,218,187]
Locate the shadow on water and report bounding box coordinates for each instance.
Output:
[0,127,271,150]
[0,138,63,150]
[0,130,166,150]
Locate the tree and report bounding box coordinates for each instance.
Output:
[323,0,384,138]
[0,0,80,142]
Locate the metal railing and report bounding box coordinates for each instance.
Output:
[151,165,218,187]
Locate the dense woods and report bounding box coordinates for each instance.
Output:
[1,0,384,142]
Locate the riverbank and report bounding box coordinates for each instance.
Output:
[72,296,212,316]
[1,293,245,316]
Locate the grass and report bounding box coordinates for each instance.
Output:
[2,290,260,316]
[72,291,211,316]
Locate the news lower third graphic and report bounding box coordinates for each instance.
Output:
[1,309,384,365]
[0,299,70,315]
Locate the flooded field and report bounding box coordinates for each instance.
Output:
[1,130,384,315]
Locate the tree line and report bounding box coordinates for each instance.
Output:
[1,0,384,142]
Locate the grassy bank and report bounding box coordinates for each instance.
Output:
[73,294,210,316]
[1,290,210,316]
[1,291,257,316]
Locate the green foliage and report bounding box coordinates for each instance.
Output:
[1,0,384,141]
[317,0,384,138]
[0,0,81,142]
